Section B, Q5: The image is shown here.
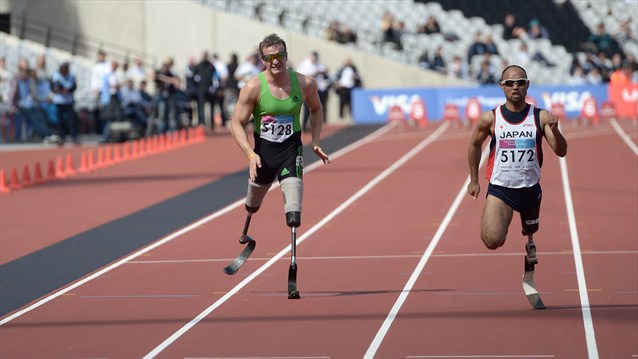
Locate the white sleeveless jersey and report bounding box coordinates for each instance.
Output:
[486,104,542,188]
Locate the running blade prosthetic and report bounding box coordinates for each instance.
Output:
[223,237,256,275]
[522,257,546,309]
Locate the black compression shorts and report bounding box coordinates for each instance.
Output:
[487,182,542,235]
[254,133,304,184]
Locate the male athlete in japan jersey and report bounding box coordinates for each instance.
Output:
[486,104,544,188]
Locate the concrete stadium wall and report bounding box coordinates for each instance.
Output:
[7,0,468,122]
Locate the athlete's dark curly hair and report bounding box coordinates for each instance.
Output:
[258,33,287,59]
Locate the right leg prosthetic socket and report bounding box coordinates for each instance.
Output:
[281,177,303,227]
[245,180,271,213]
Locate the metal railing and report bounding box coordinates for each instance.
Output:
[10,13,158,69]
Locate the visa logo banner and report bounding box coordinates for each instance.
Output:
[352,85,609,124]
[370,94,424,115]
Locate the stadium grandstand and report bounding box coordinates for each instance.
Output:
[1,0,636,143]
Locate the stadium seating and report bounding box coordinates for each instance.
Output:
[196,0,637,86]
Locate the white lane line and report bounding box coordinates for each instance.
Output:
[126,250,638,264]
[406,355,554,358]
[142,122,451,358]
[609,118,638,155]
[184,357,331,359]
[0,122,396,326]
[559,155,599,359]
[363,144,489,359]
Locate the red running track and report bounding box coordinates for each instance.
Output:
[0,119,636,358]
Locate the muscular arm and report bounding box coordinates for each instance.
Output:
[230,78,261,180]
[540,110,568,157]
[467,110,494,199]
[299,73,331,163]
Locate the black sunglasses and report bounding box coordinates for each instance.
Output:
[501,78,529,87]
[262,51,287,63]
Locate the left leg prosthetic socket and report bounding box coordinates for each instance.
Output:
[281,177,303,227]
[245,180,272,213]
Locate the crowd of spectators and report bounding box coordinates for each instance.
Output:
[1,43,364,143]
[378,9,637,87]
[2,55,80,145]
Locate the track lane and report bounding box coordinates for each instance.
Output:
[563,120,638,359]
[370,127,593,358]
[0,123,403,358]
[146,124,453,358]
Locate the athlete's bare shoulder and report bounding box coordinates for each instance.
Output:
[476,108,495,131]
[293,71,317,95]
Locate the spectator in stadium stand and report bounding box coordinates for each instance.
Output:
[417,15,440,35]
[0,56,10,103]
[297,51,330,132]
[418,50,431,70]
[51,62,79,145]
[194,51,218,130]
[91,50,110,102]
[476,60,497,85]
[8,57,56,143]
[339,25,358,45]
[183,56,198,124]
[610,61,635,85]
[120,78,149,134]
[34,55,56,128]
[613,19,635,45]
[333,57,361,122]
[380,10,402,50]
[100,61,122,142]
[514,42,532,67]
[502,13,525,40]
[527,19,549,40]
[626,54,638,73]
[224,52,240,115]
[569,65,588,86]
[447,55,469,80]
[326,20,342,43]
[138,80,153,118]
[126,56,148,87]
[154,59,181,134]
[586,67,604,85]
[467,32,486,65]
[585,23,615,56]
[430,46,446,74]
[211,52,230,127]
[235,51,262,91]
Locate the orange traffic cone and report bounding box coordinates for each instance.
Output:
[78,151,90,173]
[65,154,77,176]
[9,167,22,190]
[21,165,33,187]
[33,162,45,184]
[46,159,57,181]
[0,169,10,194]
[55,156,67,179]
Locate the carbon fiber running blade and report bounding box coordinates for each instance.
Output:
[522,270,546,309]
[287,263,300,299]
[223,238,256,275]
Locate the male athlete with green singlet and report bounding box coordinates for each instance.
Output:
[228,34,330,298]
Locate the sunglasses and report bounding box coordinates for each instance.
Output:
[262,51,287,63]
[501,78,529,87]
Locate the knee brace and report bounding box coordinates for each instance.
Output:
[286,211,301,227]
[280,177,303,213]
[246,180,271,213]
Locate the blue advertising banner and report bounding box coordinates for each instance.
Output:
[352,85,609,124]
